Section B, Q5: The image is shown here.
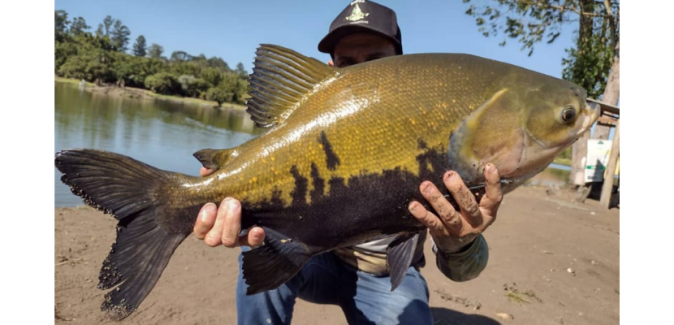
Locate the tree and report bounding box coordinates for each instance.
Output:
[178,75,210,97]
[55,41,77,72]
[206,86,233,107]
[201,67,222,86]
[53,13,246,106]
[111,20,131,52]
[235,62,247,78]
[69,17,90,36]
[144,72,179,94]
[147,43,164,59]
[170,51,192,62]
[207,56,230,71]
[103,15,114,35]
[219,72,248,104]
[462,0,619,184]
[133,35,147,57]
[95,24,105,37]
[55,10,69,41]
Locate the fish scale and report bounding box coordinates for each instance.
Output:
[212,55,498,209]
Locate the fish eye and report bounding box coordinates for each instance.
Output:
[561,106,577,123]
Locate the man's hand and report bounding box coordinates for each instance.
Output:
[408,163,503,254]
[193,167,265,247]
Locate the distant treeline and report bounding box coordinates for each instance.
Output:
[55,10,248,106]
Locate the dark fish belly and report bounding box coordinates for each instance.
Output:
[241,166,441,252]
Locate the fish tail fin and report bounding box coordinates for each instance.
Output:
[55,149,199,320]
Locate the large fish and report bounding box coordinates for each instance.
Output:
[55,44,598,319]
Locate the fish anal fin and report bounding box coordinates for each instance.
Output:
[193,148,236,171]
[241,227,314,295]
[247,44,338,128]
[387,233,420,291]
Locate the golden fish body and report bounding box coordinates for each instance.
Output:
[55,45,598,319]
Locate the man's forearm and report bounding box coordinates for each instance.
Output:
[432,235,489,282]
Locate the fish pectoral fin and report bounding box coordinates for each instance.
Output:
[448,88,518,180]
[386,233,420,291]
[193,148,235,171]
[247,44,338,128]
[241,227,313,295]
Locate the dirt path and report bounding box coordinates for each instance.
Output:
[55,186,619,325]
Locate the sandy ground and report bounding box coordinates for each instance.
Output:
[55,185,619,325]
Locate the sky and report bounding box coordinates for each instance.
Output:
[55,0,578,77]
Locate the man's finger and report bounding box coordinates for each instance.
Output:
[220,198,242,248]
[481,163,503,217]
[444,171,483,228]
[200,167,215,177]
[418,181,463,235]
[239,227,266,247]
[194,203,217,240]
[204,198,232,247]
[408,201,447,235]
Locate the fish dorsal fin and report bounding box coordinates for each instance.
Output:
[247,44,338,128]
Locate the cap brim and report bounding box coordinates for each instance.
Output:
[318,25,401,54]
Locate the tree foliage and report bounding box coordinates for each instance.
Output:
[103,15,114,35]
[133,35,147,57]
[69,17,90,36]
[144,72,180,94]
[206,86,233,107]
[55,10,69,41]
[561,1,619,98]
[95,24,105,37]
[462,0,619,99]
[111,20,131,52]
[54,10,249,105]
[170,51,192,63]
[147,43,164,59]
[235,62,247,78]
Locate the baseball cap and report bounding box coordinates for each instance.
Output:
[318,0,403,55]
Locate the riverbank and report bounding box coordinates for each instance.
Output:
[55,185,619,325]
[552,157,571,166]
[55,77,247,111]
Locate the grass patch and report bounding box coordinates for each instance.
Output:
[55,76,94,86]
[152,92,246,110]
[503,283,543,304]
[506,291,530,304]
[55,76,247,110]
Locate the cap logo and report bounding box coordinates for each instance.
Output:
[345,4,369,22]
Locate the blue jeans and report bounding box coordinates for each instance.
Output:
[236,247,433,325]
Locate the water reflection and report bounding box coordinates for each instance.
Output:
[55,82,264,207]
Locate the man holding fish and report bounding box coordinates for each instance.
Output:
[56,0,595,320]
[195,1,502,324]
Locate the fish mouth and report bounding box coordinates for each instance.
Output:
[577,101,600,136]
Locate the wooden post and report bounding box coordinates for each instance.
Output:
[600,121,620,208]
[570,131,590,186]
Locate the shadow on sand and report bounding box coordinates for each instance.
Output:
[430,307,502,325]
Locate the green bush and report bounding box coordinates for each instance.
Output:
[144,72,179,94]
[206,87,234,106]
